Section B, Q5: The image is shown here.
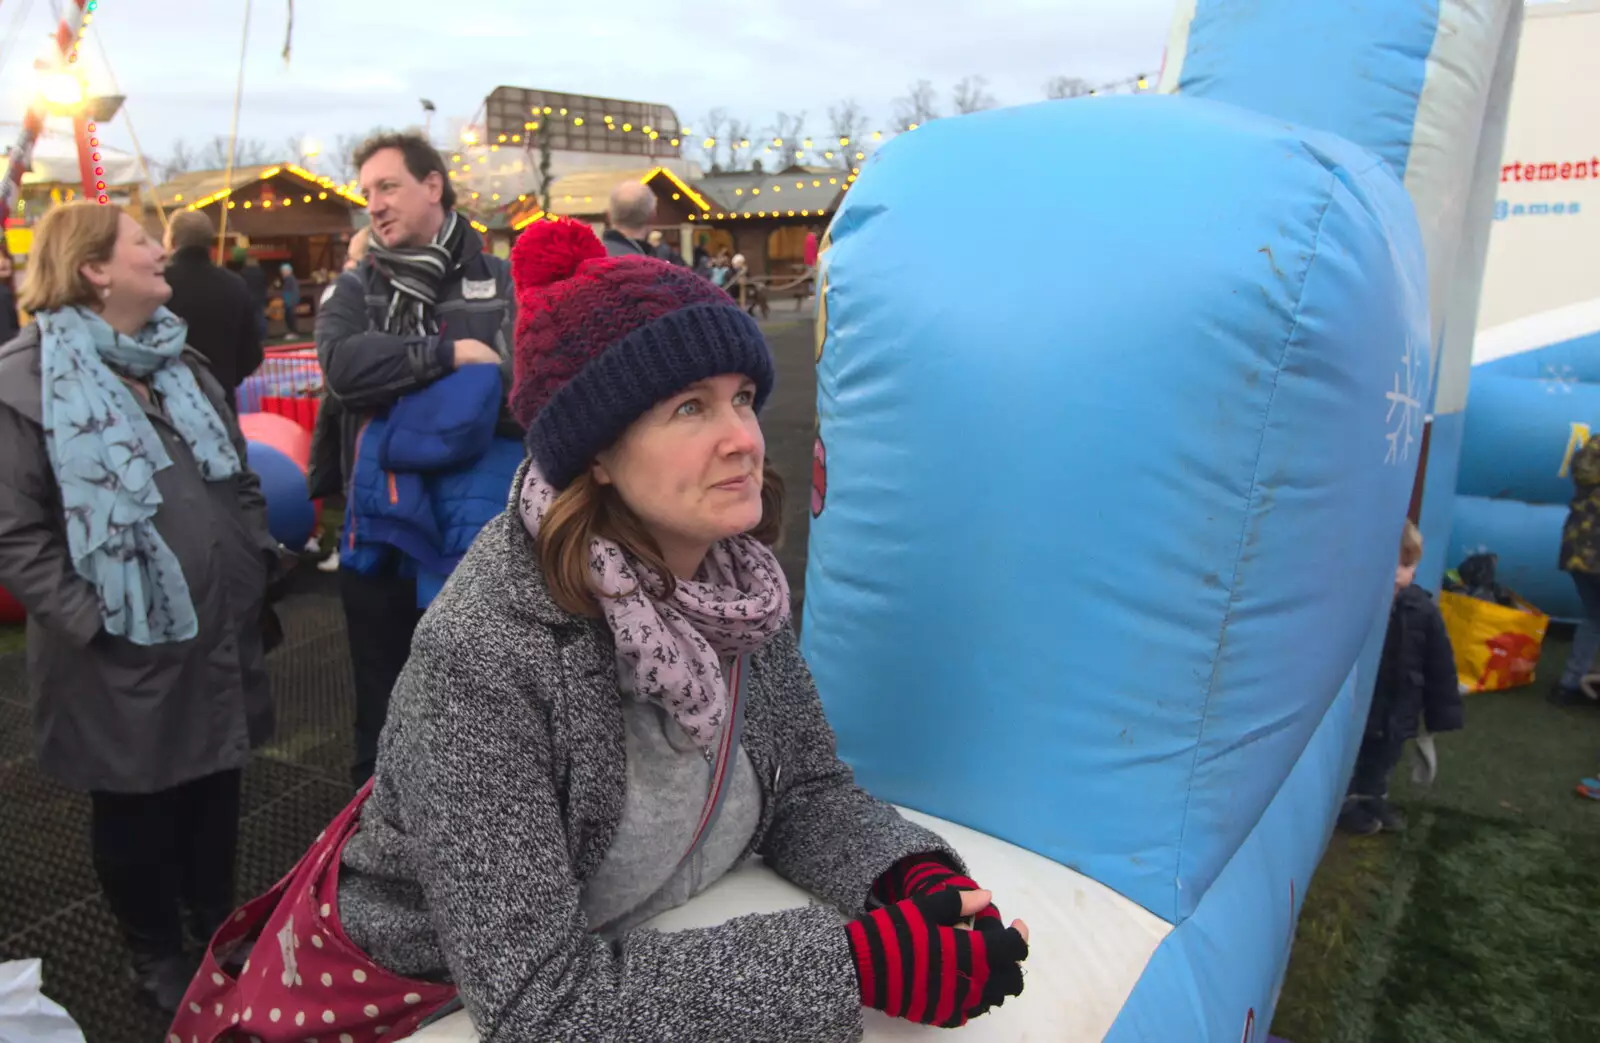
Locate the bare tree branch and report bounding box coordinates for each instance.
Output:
[825,99,870,171]
[765,110,808,168]
[892,80,941,131]
[724,118,755,172]
[158,139,195,182]
[952,75,997,115]
[698,108,729,173]
[1045,75,1093,100]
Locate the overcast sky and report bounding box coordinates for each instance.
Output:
[0,0,1173,176]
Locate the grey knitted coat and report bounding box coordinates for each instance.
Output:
[337,495,964,1042]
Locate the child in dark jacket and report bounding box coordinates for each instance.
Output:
[1338,520,1465,835]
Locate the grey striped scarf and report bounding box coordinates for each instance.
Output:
[367,210,466,335]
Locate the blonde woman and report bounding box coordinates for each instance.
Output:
[0,202,278,1013]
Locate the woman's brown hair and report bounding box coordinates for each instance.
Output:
[18,201,122,314]
[539,461,786,616]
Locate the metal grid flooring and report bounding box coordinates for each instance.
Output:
[0,570,358,1043]
[0,316,820,1042]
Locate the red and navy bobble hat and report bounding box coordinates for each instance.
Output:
[509,217,776,489]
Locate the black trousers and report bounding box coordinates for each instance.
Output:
[1347,729,1407,800]
[341,566,424,787]
[89,769,243,956]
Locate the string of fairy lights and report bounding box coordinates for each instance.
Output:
[440,70,1154,221]
[454,70,1153,172]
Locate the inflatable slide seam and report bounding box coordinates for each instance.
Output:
[1171,185,1338,917]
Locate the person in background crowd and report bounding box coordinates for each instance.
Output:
[278,262,302,338]
[316,130,515,787]
[226,246,269,342]
[166,217,1030,1042]
[0,202,278,1013]
[603,180,657,257]
[162,209,262,406]
[1338,520,1462,835]
[0,250,20,342]
[308,227,372,574]
[647,228,687,267]
[1554,432,1600,705]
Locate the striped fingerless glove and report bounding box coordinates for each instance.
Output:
[872,854,1004,931]
[845,890,1028,1027]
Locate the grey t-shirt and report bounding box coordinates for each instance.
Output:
[578,693,762,940]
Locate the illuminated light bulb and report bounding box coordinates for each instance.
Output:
[672,193,681,201]
[319,192,327,199]
[228,201,236,209]
[492,193,500,200]
[512,134,521,143]
[909,123,920,130]
[622,123,632,132]
[263,199,273,207]
[39,71,84,108]
[1138,76,1150,90]
[872,131,882,140]
[174,193,184,202]
[855,152,864,160]
[751,188,760,195]
[303,195,311,202]
[824,151,835,160]
[518,194,527,201]
[243,201,252,208]
[543,106,552,114]
[604,114,613,122]
[283,199,292,206]
[787,210,795,217]
[829,177,838,184]
[688,214,696,221]
[839,137,850,146]
[774,138,783,146]
[670,138,680,146]
[703,138,715,149]
[796,182,804,188]
[813,180,821,187]
[490,144,500,151]
[773,186,781,192]
[649,131,659,140]
[559,107,568,115]
[498,133,507,142]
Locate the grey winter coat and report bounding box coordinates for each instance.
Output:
[0,322,279,794]
[337,472,965,1042]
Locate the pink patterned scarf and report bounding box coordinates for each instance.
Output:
[518,463,792,747]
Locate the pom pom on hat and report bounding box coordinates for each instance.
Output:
[511,215,607,296]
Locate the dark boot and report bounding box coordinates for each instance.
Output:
[1337,796,1382,836]
[1372,798,1407,833]
[125,930,197,1015]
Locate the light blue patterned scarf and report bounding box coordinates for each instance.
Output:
[37,305,241,646]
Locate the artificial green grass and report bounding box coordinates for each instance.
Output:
[1372,808,1600,1042]
[1274,629,1600,1041]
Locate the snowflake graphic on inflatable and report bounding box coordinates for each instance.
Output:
[1542,363,1577,394]
[1385,343,1424,465]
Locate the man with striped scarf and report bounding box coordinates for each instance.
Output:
[316,131,517,786]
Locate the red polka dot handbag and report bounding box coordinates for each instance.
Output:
[166,782,458,1042]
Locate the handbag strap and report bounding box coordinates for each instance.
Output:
[679,653,749,867]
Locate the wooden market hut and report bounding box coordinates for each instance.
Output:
[147,163,368,297]
[504,166,714,253]
[685,167,846,280]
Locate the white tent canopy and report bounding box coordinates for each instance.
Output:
[14,131,143,186]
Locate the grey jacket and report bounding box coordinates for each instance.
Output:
[338,472,963,1042]
[314,224,516,487]
[0,323,278,793]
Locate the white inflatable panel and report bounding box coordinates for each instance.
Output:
[411,808,1170,1042]
[1473,295,1600,366]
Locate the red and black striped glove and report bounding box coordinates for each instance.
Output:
[873,854,1004,932]
[845,889,1029,1027]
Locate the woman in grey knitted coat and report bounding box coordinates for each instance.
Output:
[169,218,1030,1043]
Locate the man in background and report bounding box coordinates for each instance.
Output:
[602,180,657,257]
[226,246,269,342]
[164,209,262,404]
[317,131,514,786]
